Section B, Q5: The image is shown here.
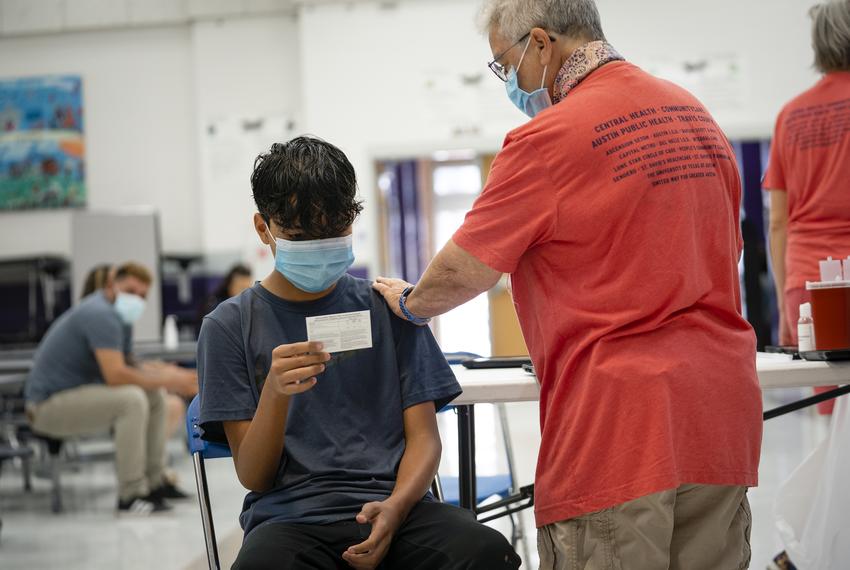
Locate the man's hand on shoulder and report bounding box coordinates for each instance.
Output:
[342,499,405,570]
[372,277,412,321]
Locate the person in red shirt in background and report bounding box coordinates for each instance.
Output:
[763,4,850,569]
[765,0,850,418]
[374,1,762,567]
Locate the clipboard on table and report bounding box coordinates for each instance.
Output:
[461,356,532,369]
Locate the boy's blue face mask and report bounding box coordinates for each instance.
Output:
[505,37,552,118]
[267,229,355,293]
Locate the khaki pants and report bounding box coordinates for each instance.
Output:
[538,485,751,570]
[30,384,167,501]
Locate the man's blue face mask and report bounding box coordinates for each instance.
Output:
[267,229,355,293]
[114,291,146,324]
[505,37,552,118]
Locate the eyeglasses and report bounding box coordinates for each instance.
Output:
[487,33,530,82]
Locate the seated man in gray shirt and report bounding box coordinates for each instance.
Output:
[25,263,198,515]
[197,137,520,570]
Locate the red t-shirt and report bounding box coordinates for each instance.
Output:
[453,61,762,527]
[763,72,850,292]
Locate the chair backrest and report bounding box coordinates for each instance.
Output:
[186,394,232,459]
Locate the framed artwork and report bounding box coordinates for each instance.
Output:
[0,75,85,210]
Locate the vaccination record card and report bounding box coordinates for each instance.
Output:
[305,310,373,354]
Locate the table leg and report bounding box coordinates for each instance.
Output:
[457,404,477,512]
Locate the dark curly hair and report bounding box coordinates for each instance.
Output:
[251,136,363,239]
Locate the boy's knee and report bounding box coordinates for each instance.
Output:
[231,545,267,570]
[232,543,298,570]
[451,523,521,569]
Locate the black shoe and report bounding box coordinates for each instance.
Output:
[117,495,171,516]
[150,481,191,501]
[769,551,798,570]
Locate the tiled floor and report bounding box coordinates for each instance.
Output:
[0,438,244,569]
[0,388,831,569]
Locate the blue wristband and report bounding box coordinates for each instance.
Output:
[399,286,430,325]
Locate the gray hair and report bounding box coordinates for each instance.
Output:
[811,0,850,72]
[480,0,605,43]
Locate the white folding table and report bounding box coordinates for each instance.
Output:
[449,354,850,513]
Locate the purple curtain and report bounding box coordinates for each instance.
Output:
[384,160,425,282]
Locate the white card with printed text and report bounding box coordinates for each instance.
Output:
[305,310,373,354]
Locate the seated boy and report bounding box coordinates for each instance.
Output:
[197,136,521,570]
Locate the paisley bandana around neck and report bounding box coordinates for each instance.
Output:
[552,41,624,104]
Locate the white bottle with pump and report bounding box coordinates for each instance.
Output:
[798,302,815,353]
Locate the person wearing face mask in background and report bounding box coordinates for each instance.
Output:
[81,263,198,461]
[25,262,198,516]
[373,1,762,568]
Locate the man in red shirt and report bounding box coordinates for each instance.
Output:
[374,0,762,568]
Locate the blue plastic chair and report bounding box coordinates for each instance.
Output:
[436,474,515,506]
[187,394,230,570]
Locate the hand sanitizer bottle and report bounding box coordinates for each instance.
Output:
[163,315,179,351]
[798,302,815,353]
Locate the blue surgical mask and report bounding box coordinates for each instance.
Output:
[506,37,552,118]
[269,231,355,293]
[114,292,146,324]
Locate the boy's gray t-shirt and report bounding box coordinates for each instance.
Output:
[197,275,461,535]
[26,291,131,403]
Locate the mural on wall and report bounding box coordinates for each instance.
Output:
[0,75,85,210]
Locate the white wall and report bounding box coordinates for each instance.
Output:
[0,0,826,272]
[298,0,527,277]
[0,25,199,258]
[0,14,303,266]
[191,15,301,272]
[598,0,821,138]
[297,0,823,273]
